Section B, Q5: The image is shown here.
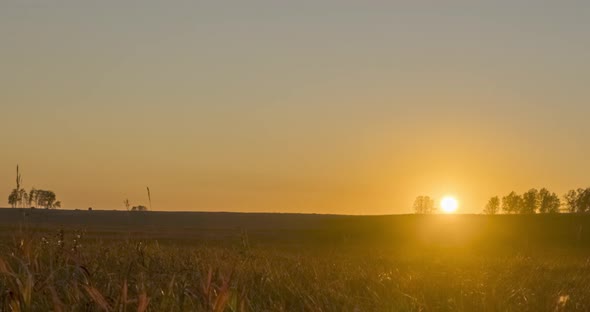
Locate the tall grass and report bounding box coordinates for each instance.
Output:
[1,227,590,311]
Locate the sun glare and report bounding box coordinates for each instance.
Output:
[440,196,459,213]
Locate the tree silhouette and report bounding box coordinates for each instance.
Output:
[493,189,562,214]
[7,188,28,208]
[521,188,539,214]
[564,190,577,212]
[564,188,590,213]
[5,166,62,209]
[538,188,560,213]
[39,190,56,209]
[484,196,500,215]
[8,165,26,208]
[8,189,18,208]
[18,189,28,208]
[413,196,435,214]
[27,189,60,209]
[563,188,590,213]
[580,188,590,213]
[502,192,522,214]
[28,188,37,207]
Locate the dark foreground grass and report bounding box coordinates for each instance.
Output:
[1,212,590,311]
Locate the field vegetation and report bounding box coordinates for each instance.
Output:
[1,210,590,311]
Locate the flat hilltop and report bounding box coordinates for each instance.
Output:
[0,207,336,230]
[2,207,590,250]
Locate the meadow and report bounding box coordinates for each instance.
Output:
[1,208,590,311]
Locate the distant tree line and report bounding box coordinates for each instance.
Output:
[6,165,61,209]
[131,205,148,211]
[413,195,436,214]
[483,187,590,214]
[563,188,590,213]
[9,188,61,209]
[414,187,590,215]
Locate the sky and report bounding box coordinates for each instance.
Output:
[1,0,589,214]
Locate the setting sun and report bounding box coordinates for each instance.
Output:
[440,196,459,213]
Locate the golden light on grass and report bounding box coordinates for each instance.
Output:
[440,196,459,213]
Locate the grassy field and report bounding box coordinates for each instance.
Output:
[1,208,590,311]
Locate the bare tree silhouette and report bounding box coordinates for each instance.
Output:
[522,189,539,214]
[502,192,522,214]
[413,196,435,214]
[8,165,28,208]
[484,196,500,215]
[538,188,560,213]
[563,188,590,213]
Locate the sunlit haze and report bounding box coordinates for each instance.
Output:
[440,196,459,214]
[1,1,589,213]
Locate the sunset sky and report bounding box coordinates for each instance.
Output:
[1,1,589,214]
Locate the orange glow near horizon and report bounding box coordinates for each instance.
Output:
[1,2,589,214]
